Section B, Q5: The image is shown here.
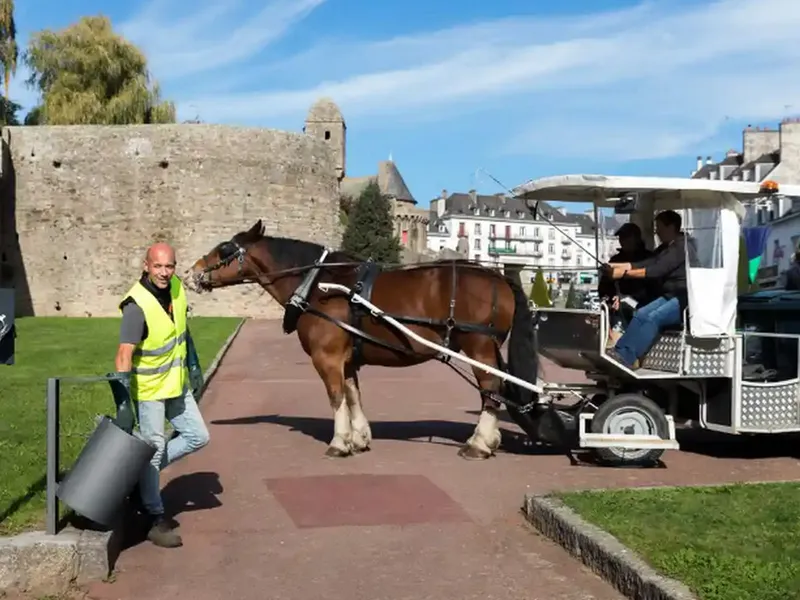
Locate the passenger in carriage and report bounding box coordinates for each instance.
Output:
[785,245,800,291]
[597,222,655,345]
[603,210,687,369]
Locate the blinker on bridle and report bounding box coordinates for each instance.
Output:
[201,240,247,284]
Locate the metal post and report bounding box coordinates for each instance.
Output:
[45,377,60,535]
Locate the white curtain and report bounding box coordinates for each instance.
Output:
[684,203,740,337]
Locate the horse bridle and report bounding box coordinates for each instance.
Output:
[199,238,355,288]
[199,237,503,289]
[198,240,249,287]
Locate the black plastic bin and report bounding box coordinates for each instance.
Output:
[56,379,156,527]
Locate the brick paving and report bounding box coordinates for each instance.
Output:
[85,320,800,600]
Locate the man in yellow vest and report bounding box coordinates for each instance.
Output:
[113,242,209,548]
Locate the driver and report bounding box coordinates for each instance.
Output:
[597,222,654,345]
[604,210,687,369]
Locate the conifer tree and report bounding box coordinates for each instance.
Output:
[564,279,577,308]
[529,267,552,307]
[341,180,402,263]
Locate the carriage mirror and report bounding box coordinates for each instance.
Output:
[614,192,640,214]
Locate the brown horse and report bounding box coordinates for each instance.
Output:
[183,219,546,460]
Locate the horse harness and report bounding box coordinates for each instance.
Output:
[280,251,506,370]
[202,241,534,412]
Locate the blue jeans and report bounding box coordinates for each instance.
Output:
[614,296,682,367]
[135,388,210,516]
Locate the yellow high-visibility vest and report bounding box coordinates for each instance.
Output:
[120,275,188,401]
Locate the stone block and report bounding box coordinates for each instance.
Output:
[0,527,113,596]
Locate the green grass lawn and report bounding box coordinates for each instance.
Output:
[0,316,241,535]
[558,483,800,600]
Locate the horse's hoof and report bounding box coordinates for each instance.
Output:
[352,445,371,454]
[325,446,351,458]
[457,444,492,461]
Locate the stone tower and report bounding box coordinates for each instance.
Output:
[304,97,346,180]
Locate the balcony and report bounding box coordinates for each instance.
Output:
[561,251,572,260]
[561,238,572,245]
[488,245,517,255]
[488,233,542,242]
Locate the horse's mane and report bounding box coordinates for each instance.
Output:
[242,230,506,279]
[254,235,357,269]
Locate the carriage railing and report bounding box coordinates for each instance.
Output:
[735,329,800,385]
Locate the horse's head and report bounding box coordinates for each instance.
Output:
[183,219,266,294]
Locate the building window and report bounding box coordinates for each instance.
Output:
[577,255,582,265]
[489,224,496,237]
[534,227,540,237]
[474,223,481,235]
[474,238,481,250]
[519,226,526,237]
[458,222,466,236]
[548,228,555,239]
[548,243,555,254]
[489,209,495,216]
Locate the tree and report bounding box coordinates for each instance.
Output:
[338,194,354,227]
[22,15,176,125]
[0,95,20,125]
[341,180,401,263]
[529,267,552,307]
[564,279,578,308]
[0,0,17,100]
[23,105,41,125]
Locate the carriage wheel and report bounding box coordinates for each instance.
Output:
[589,393,670,467]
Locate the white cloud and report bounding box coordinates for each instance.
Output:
[119,0,328,81]
[164,0,800,161]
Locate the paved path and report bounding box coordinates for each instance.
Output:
[87,320,800,600]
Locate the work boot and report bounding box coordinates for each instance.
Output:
[146,515,183,548]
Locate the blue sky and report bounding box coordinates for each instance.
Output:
[9,0,800,210]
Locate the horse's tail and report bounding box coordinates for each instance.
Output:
[504,276,540,407]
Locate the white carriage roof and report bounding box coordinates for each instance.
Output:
[512,174,800,205]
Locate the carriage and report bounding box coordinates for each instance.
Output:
[319,174,800,467]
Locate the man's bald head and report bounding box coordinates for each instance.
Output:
[146,242,176,264]
[143,242,177,289]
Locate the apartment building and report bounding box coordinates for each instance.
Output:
[427,189,624,287]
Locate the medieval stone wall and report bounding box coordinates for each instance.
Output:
[0,123,343,318]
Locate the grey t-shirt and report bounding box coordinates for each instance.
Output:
[119,300,147,344]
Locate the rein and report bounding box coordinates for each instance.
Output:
[196,235,531,410]
[198,238,507,289]
[199,239,363,287]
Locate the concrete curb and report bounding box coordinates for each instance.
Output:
[0,528,114,596]
[522,494,699,600]
[0,318,247,597]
